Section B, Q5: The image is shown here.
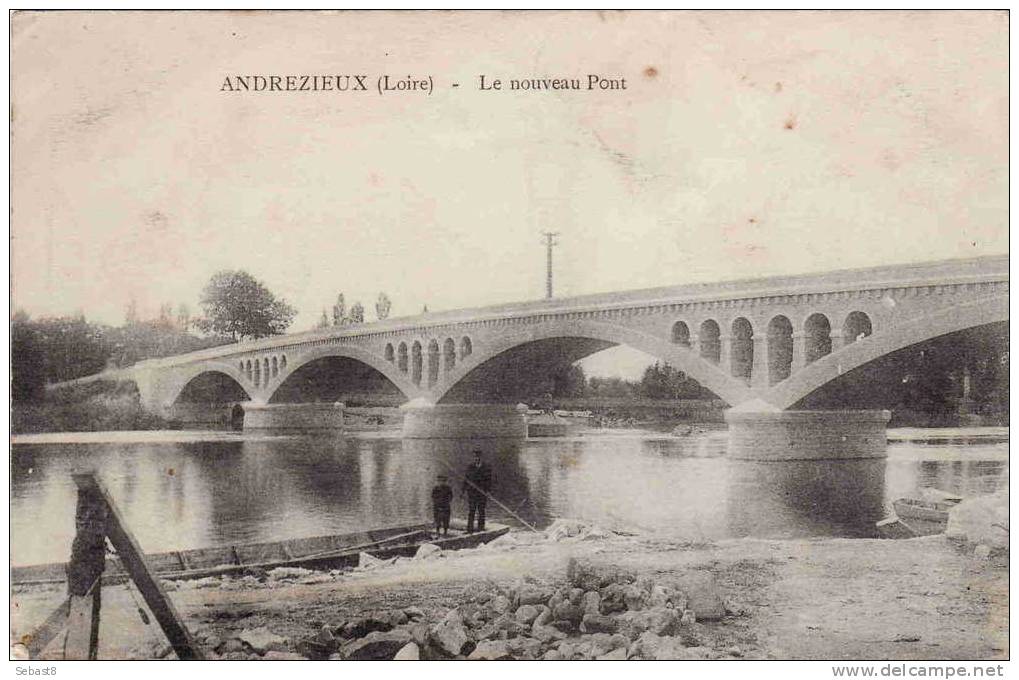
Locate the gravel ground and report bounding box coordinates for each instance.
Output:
[11,532,1008,660]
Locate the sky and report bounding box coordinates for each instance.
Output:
[10,11,1008,378]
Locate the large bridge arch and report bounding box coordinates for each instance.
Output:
[263,343,418,403]
[765,293,1009,410]
[430,318,753,406]
[135,360,256,412]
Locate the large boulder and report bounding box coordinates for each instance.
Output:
[566,558,635,591]
[552,602,584,624]
[237,627,287,655]
[517,585,552,606]
[341,630,412,660]
[489,594,512,614]
[507,637,543,660]
[597,647,627,660]
[580,590,601,615]
[946,490,1009,550]
[618,607,680,638]
[532,623,567,643]
[679,573,726,621]
[414,543,442,560]
[430,610,469,656]
[628,631,664,660]
[581,613,618,634]
[393,642,420,661]
[263,651,307,660]
[515,604,540,624]
[467,640,513,660]
[338,615,393,639]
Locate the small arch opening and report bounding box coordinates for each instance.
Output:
[460,336,473,360]
[805,313,833,364]
[731,317,754,382]
[385,343,395,362]
[271,356,279,377]
[699,320,721,364]
[398,342,409,373]
[411,341,423,386]
[671,321,690,347]
[427,339,440,387]
[443,338,456,372]
[843,311,873,346]
[767,315,794,385]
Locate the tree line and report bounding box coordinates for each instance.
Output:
[12,270,401,402]
[316,292,392,328]
[541,362,716,402]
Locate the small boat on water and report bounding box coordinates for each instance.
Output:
[11,521,510,587]
[877,493,963,538]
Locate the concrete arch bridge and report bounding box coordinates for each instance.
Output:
[116,255,1005,459]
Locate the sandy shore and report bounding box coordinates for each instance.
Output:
[11,531,1007,660]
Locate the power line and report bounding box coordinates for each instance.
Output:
[541,231,559,299]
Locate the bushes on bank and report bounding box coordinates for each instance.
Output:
[11,381,174,434]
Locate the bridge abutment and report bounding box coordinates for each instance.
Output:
[401,402,528,439]
[725,409,890,460]
[242,402,345,430]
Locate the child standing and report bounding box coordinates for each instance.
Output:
[431,474,453,537]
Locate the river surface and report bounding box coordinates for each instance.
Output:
[10,427,1009,566]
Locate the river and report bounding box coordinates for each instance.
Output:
[10,427,1008,566]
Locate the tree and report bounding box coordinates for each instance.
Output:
[349,302,365,324]
[176,304,190,331]
[375,292,392,321]
[124,298,139,326]
[194,270,296,340]
[157,303,174,328]
[11,311,46,401]
[332,294,346,326]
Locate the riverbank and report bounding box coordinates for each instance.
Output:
[12,530,1007,660]
[12,381,173,434]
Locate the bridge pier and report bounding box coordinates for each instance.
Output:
[401,402,528,439]
[725,409,890,460]
[165,402,239,427]
[242,402,345,430]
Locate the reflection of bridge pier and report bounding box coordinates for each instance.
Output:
[401,402,528,439]
[726,409,890,461]
[242,402,345,430]
[724,408,890,537]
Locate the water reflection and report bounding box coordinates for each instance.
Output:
[9,430,1009,565]
[726,459,887,538]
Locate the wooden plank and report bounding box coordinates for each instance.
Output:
[72,473,205,661]
[64,590,100,660]
[22,598,70,659]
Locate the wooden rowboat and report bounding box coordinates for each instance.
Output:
[12,521,510,587]
[875,497,961,538]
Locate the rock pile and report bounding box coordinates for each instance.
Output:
[208,557,735,660]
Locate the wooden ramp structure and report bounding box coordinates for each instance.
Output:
[19,473,205,660]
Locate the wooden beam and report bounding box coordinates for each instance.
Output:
[72,474,205,660]
[22,598,70,659]
[64,590,100,660]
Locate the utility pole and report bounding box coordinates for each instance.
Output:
[541,231,559,299]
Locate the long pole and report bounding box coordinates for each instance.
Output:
[541,231,559,299]
[437,458,541,533]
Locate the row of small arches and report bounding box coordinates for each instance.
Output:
[384,336,473,387]
[669,311,873,386]
[240,354,288,388]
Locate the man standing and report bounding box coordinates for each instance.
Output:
[463,450,493,533]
